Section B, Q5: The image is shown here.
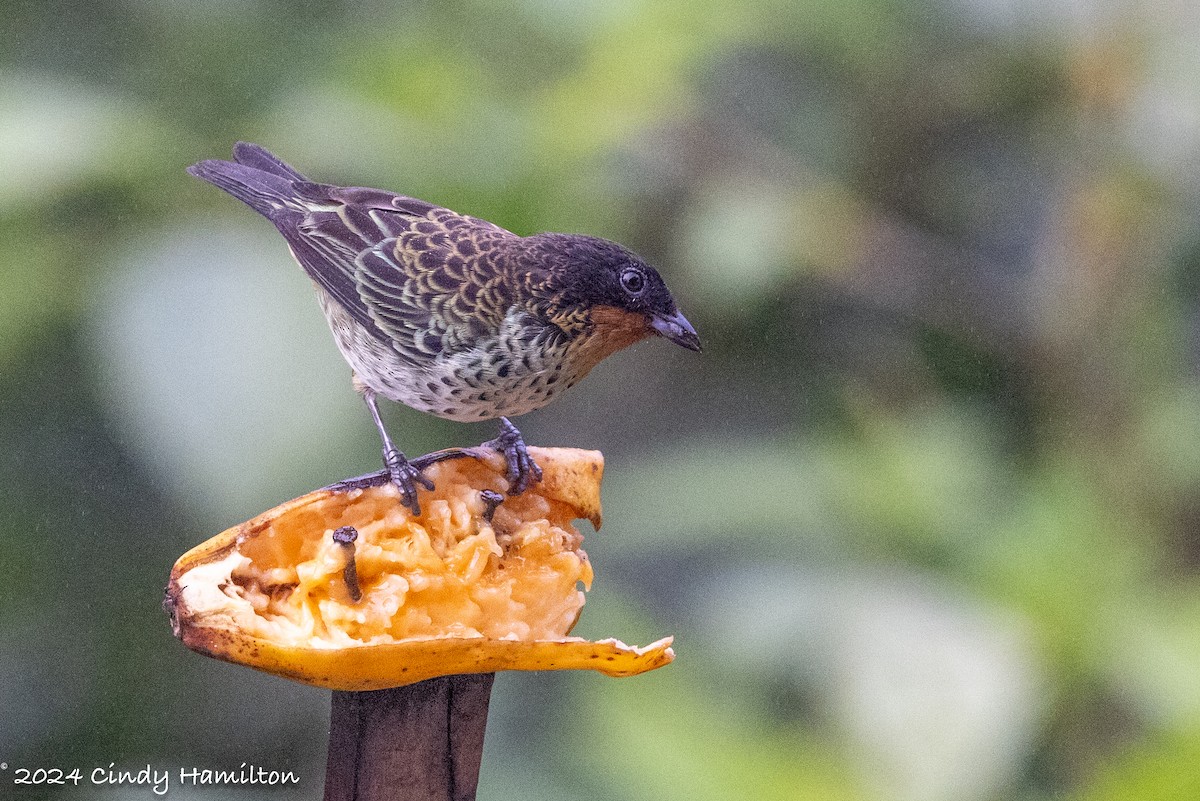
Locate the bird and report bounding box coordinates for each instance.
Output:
[187,143,701,515]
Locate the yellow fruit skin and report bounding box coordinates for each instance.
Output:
[170,627,675,692]
[165,447,674,690]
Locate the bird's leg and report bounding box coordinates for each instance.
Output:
[363,388,434,515]
[485,417,543,496]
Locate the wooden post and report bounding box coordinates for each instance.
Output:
[324,673,495,801]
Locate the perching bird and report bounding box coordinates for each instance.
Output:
[188,143,700,514]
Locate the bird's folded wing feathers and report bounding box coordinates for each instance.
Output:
[288,188,514,357]
[190,144,522,360]
[354,222,516,362]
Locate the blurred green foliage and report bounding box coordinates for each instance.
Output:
[3,0,1200,799]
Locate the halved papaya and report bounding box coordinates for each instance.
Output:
[165,447,673,690]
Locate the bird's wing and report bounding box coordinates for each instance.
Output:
[353,210,520,362]
[282,185,448,340]
[189,147,440,341]
[188,146,523,360]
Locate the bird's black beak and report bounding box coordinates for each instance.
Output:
[650,309,702,352]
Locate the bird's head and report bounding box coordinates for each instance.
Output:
[522,233,702,354]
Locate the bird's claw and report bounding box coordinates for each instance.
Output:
[383,447,434,515]
[485,419,542,496]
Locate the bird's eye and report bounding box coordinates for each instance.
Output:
[620,268,646,296]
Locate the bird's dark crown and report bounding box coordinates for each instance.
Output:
[519,233,680,321]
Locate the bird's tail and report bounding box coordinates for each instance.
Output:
[187,142,316,220]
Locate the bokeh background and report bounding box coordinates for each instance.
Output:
[4,0,1200,798]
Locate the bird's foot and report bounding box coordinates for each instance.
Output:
[325,450,472,494]
[383,446,435,515]
[484,418,542,496]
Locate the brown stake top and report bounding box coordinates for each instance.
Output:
[324,673,495,801]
